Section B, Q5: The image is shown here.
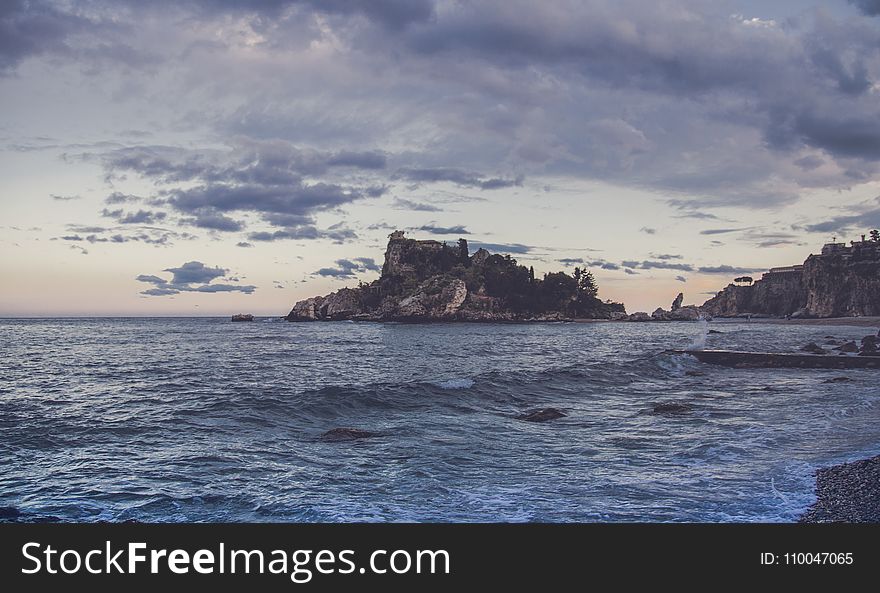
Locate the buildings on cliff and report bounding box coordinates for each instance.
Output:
[701,235,880,318]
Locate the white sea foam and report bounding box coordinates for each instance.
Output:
[687,317,710,350]
[432,378,475,390]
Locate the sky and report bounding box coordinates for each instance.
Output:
[3,0,880,316]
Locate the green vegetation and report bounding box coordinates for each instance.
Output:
[372,237,622,318]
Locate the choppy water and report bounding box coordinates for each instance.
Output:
[1,318,879,523]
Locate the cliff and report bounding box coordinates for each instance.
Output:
[701,236,880,318]
[287,231,626,322]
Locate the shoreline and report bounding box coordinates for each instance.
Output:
[799,455,880,523]
[713,316,880,328]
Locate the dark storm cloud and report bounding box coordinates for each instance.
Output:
[850,1,880,16]
[396,168,523,190]
[136,260,256,296]
[315,257,380,278]
[417,224,470,235]
[172,0,434,29]
[98,143,385,236]
[180,209,245,232]
[14,0,880,227]
[0,0,92,73]
[802,206,880,233]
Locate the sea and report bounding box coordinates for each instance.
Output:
[1,317,879,523]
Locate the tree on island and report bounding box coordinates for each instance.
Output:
[734,276,753,285]
[871,229,879,243]
[457,238,470,265]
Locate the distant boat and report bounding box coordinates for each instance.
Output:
[670,349,880,369]
[231,314,254,322]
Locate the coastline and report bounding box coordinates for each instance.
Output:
[799,455,880,523]
[717,316,880,328]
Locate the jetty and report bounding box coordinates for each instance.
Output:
[671,349,880,369]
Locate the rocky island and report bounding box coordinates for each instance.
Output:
[701,233,880,318]
[287,231,626,322]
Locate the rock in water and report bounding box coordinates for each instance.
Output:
[650,402,694,415]
[708,329,723,334]
[668,306,702,321]
[671,292,684,311]
[823,376,853,383]
[801,342,826,355]
[626,312,651,321]
[0,506,21,519]
[835,341,859,353]
[516,408,566,422]
[320,428,380,442]
[231,314,254,322]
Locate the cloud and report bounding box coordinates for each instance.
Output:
[95,141,387,237]
[468,241,533,254]
[850,1,880,17]
[315,257,381,278]
[392,198,442,212]
[699,228,745,235]
[247,225,357,243]
[417,224,470,235]
[396,168,523,190]
[236,241,253,248]
[180,209,245,232]
[50,194,81,201]
[624,260,694,272]
[675,275,687,282]
[801,199,880,234]
[697,265,764,275]
[104,192,142,204]
[102,208,167,225]
[650,253,683,260]
[639,227,656,235]
[57,226,196,246]
[163,261,226,285]
[136,260,256,296]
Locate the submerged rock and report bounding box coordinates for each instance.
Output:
[823,376,853,383]
[668,306,702,321]
[320,428,380,442]
[0,506,21,520]
[650,402,694,415]
[835,341,859,353]
[801,342,826,355]
[516,408,566,422]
